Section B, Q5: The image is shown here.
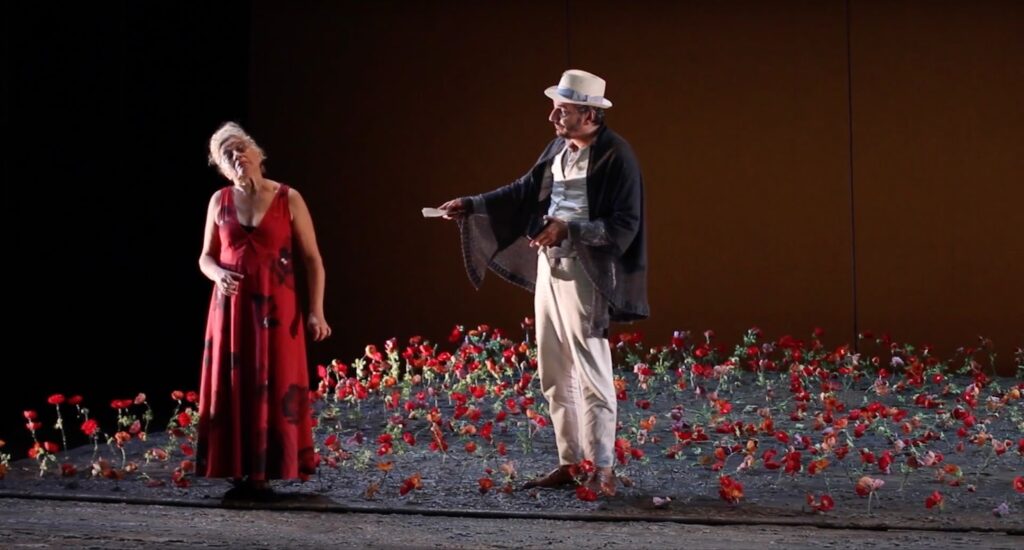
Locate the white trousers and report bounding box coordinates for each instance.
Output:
[535,252,617,467]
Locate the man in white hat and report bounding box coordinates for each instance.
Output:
[439,69,648,497]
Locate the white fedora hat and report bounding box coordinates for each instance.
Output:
[543,69,613,109]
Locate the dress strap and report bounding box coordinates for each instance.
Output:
[217,187,233,225]
[275,184,291,217]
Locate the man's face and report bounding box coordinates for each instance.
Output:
[548,101,589,139]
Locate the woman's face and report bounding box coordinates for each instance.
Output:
[218,137,262,181]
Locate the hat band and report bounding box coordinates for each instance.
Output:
[556,86,604,104]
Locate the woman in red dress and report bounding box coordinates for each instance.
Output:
[197,122,331,497]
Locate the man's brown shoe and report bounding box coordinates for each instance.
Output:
[585,467,617,497]
[522,465,576,489]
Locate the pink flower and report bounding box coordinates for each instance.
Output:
[855,476,884,497]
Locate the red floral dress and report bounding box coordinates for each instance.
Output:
[197,185,315,481]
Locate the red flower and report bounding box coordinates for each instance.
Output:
[575,485,598,501]
[60,463,77,477]
[718,475,744,504]
[479,421,493,443]
[67,395,83,406]
[185,391,198,403]
[365,344,385,362]
[925,491,943,509]
[807,493,835,512]
[171,468,190,488]
[402,432,416,446]
[784,451,802,475]
[23,410,37,421]
[385,391,401,410]
[80,419,98,437]
[578,459,596,474]
[1014,476,1024,493]
[469,385,487,400]
[878,451,893,474]
[171,390,185,401]
[47,394,66,405]
[399,473,423,496]
[428,431,448,453]
[448,325,464,343]
[671,331,686,348]
[464,441,477,454]
[177,412,192,428]
[43,441,60,454]
[478,477,494,494]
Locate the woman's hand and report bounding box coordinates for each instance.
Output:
[307,313,332,342]
[217,268,245,296]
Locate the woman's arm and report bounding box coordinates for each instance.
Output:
[199,191,243,295]
[288,188,332,341]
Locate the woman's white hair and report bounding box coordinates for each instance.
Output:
[208,122,266,177]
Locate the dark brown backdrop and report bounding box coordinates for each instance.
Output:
[248,0,1022,373]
